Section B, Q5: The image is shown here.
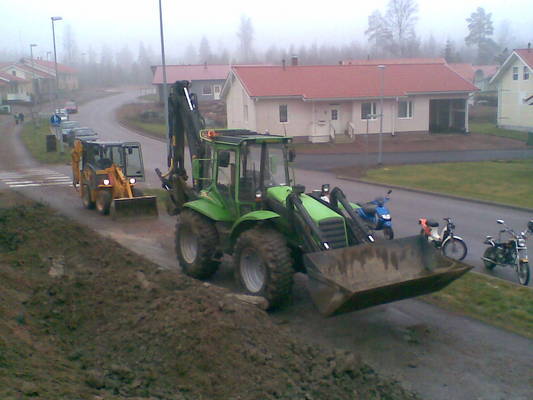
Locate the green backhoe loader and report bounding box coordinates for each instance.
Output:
[156,81,471,316]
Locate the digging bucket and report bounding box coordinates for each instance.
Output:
[304,235,472,317]
[110,196,159,220]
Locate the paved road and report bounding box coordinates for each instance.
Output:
[1,92,532,400]
[295,148,533,170]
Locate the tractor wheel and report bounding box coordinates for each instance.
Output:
[176,209,220,279]
[82,184,95,209]
[96,190,112,215]
[233,227,293,309]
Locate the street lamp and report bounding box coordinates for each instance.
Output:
[51,16,63,153]
[30,44,38,126]
[377,64,386,165]
[158,0,170,162]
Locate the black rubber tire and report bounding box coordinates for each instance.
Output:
[442,237,467,261]
[96,190,112,215]
[233,227,294,309]
[82,184,95,209]
[175,209,220,279]
[383,226,394,240]
[483,247,497,270]
[132,187,144,197]
[517,261,530,286]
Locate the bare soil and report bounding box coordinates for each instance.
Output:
[0,190,417,400]
[296,131,526,155]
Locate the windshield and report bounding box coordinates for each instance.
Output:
[124,145,144,179]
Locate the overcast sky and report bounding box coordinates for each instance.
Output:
[1,0,530,60]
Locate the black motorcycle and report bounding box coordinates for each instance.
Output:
[482,219,532,286]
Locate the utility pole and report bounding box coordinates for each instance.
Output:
[51,16,64,153]
[30,43,37,129]
[158,0,170,164]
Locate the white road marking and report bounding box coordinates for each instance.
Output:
[0,168,72,189]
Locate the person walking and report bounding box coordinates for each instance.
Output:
[19,112,24,123]
[13,113,19,125]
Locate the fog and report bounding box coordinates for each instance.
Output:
[0,0,530,64]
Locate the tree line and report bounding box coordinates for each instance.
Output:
[0,1,525,87]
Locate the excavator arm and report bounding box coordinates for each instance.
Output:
[156,80,207,214]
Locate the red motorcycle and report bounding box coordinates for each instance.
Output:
[419,217,467,260]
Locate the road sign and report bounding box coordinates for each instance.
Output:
[50,114,61,126]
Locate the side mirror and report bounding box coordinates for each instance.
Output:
[218,151,230,168]
[288,149,296,162]
[497,219,504,225]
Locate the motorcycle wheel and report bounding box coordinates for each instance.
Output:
[442,237,467,261]
[383,227,394,240]
[517,261,530,286]
[482,247,497,270]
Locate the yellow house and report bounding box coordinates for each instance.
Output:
[490,48,533,131]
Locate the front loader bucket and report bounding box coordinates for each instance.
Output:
[110,196,158,220]
[304,235,472,317]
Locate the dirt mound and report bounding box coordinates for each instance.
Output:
[0,191,417,400]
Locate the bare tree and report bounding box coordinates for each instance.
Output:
[365,0,419,57]
[237,15,254,62]
[198,36,212,63]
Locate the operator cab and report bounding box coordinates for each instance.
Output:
[81,141,146,181]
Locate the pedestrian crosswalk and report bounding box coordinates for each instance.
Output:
[0,168,72,188]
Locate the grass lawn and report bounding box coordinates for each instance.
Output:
[363,159,533,208]
[20,121,71,164]
[469,122,528,143]
[125,117,166,139]
[422,271,533,339]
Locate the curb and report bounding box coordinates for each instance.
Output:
[336,175,533,214]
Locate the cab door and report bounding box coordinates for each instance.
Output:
[215,148,238,217]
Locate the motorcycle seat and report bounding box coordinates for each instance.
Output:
[427,219,439,227]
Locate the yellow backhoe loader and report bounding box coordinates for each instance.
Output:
[72,139,158,218]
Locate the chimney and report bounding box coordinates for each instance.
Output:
[291,55,298,66]
[204,61,207,69]
[528,42,531,52]
[282,59,286,70]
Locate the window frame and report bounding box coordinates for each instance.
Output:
[243,104,249,123]
[398,100,413,119]
[512,66,519,80]
[361,102,377,120]
[202,85,212,95]
[524,66,530,80]
[279,104,288,123]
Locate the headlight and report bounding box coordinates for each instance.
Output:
[323,242,330,250]
[381,214,391,220]
[518,238,526,247]
[129,178,136,184]
[103,179,110,185]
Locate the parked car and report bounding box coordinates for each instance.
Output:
[66,127,98,146]
[55,108,69,121]
[65,100,78,114]
[61,120,81,141]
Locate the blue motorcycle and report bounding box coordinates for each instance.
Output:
[356,190,394,240]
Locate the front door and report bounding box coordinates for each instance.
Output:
[213,85,221,100]
[330,106,340,135]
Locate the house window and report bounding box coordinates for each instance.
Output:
[361,102,377,120]
[243,104,248,123]
[11,70,16,76]
[202,85,212,95]
[398,101,413,118]
[513,67,519,80]
[331,109,338,120]
[524,66,530,80]
[279,104,288,123]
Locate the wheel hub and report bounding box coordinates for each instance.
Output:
[240,247,266,293]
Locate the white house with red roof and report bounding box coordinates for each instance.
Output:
[222,58,477,143]
[0,69,33,102]
[152,64,230,103]
[448,63,499,92]
[490,47,533,131]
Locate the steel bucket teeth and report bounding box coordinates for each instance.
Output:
[110,196,159,220]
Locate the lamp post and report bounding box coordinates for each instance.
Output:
[30,44,37,127]
[377,65,386,165]
[51,16,63,153]
[158,0,170,163]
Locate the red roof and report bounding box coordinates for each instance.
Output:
[343,58,445,65]
[232,63,477,100]
[152,64,230,84]
[448,63,498,83]
[516,49,533,70]
[0,71,28,82]
[29,58,77,74]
